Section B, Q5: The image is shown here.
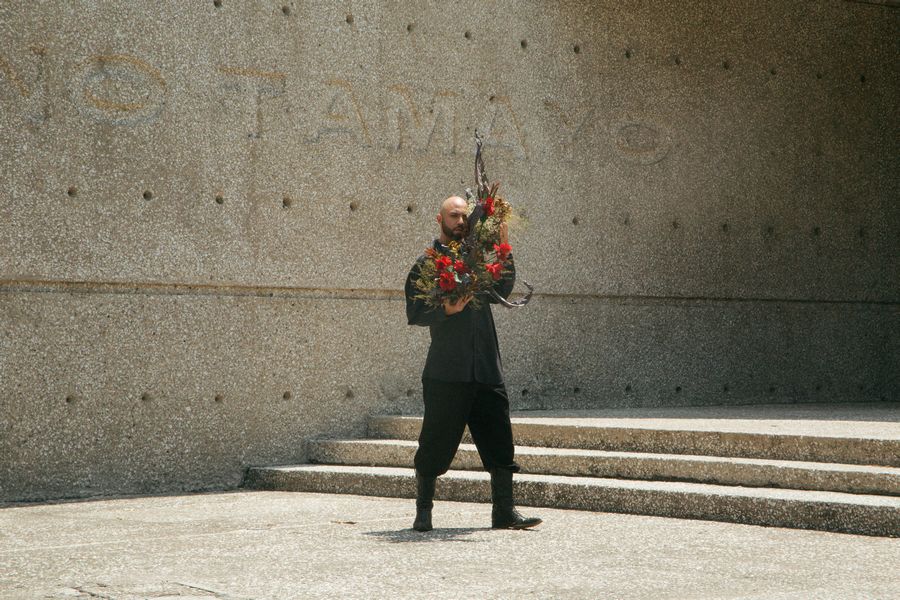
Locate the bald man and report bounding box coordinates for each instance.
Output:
[403,195,541,532]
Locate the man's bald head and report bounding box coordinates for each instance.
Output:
[439,195,467,217]
[437,195,469,243]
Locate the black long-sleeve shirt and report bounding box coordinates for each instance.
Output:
[405,238,515,385]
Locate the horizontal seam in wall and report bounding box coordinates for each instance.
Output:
[1,278,898,308]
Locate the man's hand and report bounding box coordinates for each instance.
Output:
[443,294,473,315]
[499,222,509,246]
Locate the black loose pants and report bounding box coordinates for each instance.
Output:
[413,376,521,478]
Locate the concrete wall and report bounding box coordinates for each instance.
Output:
[1,1,897,501]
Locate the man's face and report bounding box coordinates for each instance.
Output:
[438,198,468,241]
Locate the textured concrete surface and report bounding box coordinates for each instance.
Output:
[309,439,900,496]
[368,402,900,465]
[2,1,898,502]
[245,464,900,537]
[261,403,900,536]
[1,2,897,298]
[2,490,900,599]
[510,401,900,437]
[0,292,420,502]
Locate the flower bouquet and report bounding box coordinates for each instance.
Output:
[413,131,533,310]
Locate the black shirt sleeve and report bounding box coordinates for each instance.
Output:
[405,258,449,327]
[489,252,516,303]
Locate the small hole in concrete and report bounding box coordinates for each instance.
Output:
[858,227,866,238]
[812,226,821,237]
[816,71,823,79]
[350,201,358,212]
[141,393,151,402]
[283,196,292,208]
[215,394,223,402]
[769,67,777,75]
[722,60,730,70]
[213,0,222,7]
[675,385,682,393]
[407,23,414,32]
[406,204,414,213]
[721,222,729,232]
[488,95,496,103]
[406,389,413,397]
[572,216,579,225]
[65,395,75,403]
[345,389,354,399]
[723,384,729,392]
[625,49,632,59]
[283,391,292,400]
[860,74,866,83]
[573,44,580,54]
[520,39,528,49]
[623,217,630,226]
[67,186,77,197]
[464,30,471,39]
[625,384,632,392]
[766,225,774,235]
[672,220,679,229]
[522,388,529,396]
[574,387,581,394]
[674,55,681,65]
[143,190,153,200]
[857,384,864,391]
[215,194,224,205]
[281,5,290,16]
[346,14,354,24]
[815,384,822,392]
[768,386,776,393]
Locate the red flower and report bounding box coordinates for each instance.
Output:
[483,196,495,217]
[438,271,457,291]
[453,259,468,273]
[435,255,452,271]
[485,262,503,280]
[493,242,512,261]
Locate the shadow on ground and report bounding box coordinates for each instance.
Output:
[363,526,493,543]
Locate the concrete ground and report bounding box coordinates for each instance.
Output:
[1,490,898,600]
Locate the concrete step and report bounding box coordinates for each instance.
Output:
[307,438,900,497]
[367,415,900,467]
[242,464,900,537]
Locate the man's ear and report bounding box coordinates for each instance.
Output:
[436,213,442,225]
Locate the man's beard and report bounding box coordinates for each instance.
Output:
[442,221,466,240]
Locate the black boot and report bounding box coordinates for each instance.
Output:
[490,468,542,529]
[412,471,435,532]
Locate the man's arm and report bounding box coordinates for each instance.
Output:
[489,222,515,303]
[405,260,449,327]
[489,253,516,303]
